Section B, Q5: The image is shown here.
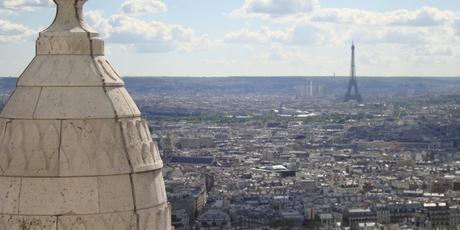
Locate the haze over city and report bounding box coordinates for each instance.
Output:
[1,0,460,77]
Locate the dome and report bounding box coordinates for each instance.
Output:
[0,0,171,229]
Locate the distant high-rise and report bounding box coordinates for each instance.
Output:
[295,81,328,99]
[344,43,363,103]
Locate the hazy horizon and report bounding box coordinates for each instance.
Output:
[2,75,460,79]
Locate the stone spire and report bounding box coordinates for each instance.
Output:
[0,0,172,229]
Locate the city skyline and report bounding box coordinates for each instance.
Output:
[0,0,459,77]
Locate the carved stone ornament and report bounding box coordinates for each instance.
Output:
[0,0,172,229]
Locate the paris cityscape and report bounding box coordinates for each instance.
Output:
[1,0,460,229]
[2,73,460,229]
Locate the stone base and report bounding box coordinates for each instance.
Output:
[0,204,171,230]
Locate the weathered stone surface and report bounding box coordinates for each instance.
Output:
[138,204,172,230]
[0,120,60,177]
[106,87,140,117]
[37,34,104,55]
[60,119,130,176]
[97,175,134,213]
[34,87,116,119]
[118,87,142,115]
[0,177,20,214]
[36,0,104,55]
[43,0,88,33]
[0,215,57,230]
[17,55,124,87]
[0,87,41,119]
[121,118,164,172]
[18,56,101,86]
[0,0,171,228]
[132,170,167,209]
[95,56,125,86]
[19,177,99,215]
[58,211,136,230]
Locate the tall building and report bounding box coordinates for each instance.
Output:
[344,43,363,103]
[295,81,328,99]
[0,0,171,229]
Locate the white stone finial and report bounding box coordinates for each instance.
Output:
[37,0,103,55]
[48,0,87,31]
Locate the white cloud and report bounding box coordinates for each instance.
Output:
[84,12,210,53]
[224,26,290,44]
[202,58,236,65]
[109,15,195,53]
[121,0,167,15]
[85,10,113,38]
[389,7,456,27]
[223,25,342,46]
[224,23,443,49]
[0,19,35,43]
[0,0,52,11]
[269,44,287,60]
[269,44,298,61]
[180,34,213,52]
[311,7,457,27]
[227,1,460,48]
[455,20,460,36]
[348,28,426,45]
[415,45,454,57]
[311,8,380,25]
[232,0,319,18]
[289,25,324,45]
[110,15,194,43]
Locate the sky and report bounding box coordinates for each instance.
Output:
[0,0,460,77]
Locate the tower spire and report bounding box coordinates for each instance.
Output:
[344,42,363,103]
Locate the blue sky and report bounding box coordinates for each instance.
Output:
[0,0,459,77]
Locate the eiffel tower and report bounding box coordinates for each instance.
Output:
[344,43,363,103]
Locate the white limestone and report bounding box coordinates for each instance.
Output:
[0,216,57,230]
[97,175,135,213]
[0,177,20,214]
[0,0,171,229]
[34,87,118,119]
[132,171,168,209]
[107,87,142,117]
[58,211,137,230]
[121,118,164,172]
[19,177,99,215]
[138,205,172,230]
[0,120,60,177]
[0,87,41,119]
[59,119,131,176]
